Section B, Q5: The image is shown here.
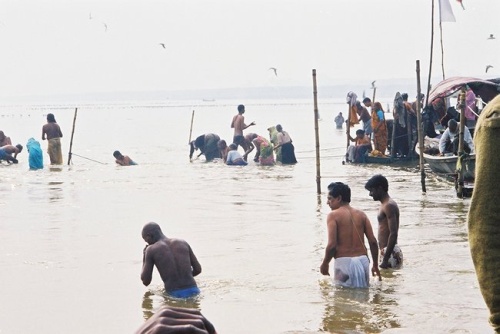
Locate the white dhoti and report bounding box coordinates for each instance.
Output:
[334,255,370,288]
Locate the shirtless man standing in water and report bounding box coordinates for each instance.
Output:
[365,174,403,269]
[230,104,255,154]
[141,222,202,298]
[320,182,381,288]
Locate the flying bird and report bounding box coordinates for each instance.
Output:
[102,22,108,32]
[371,80,376,89]
[159,43,166,49]
[486,65,493,73]
[269,67,277,77]
[487,34,495,40]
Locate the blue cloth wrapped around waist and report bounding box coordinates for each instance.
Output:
[168,286,200,299]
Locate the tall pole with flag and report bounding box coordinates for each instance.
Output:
[438,0,456,80]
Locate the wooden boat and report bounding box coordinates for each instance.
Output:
[415,146,475,179]
[423,76,500,197]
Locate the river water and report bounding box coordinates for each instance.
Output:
[0,99,492,333]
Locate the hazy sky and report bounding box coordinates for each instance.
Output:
[0,0,498,98]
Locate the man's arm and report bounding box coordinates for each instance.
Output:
[380,203,399,269]
[243,141,254,161]
[189,245,202,277]
[243,121,255,130]
[42,127,46,140]
[364,217,381,280]
[230,115,236,128]
[320,212,337,275]
[141,246,154,286]
[439,130,449,153]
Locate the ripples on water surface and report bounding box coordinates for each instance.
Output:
[0,100,491,333]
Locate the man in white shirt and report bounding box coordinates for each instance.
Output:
[439,119,474,155]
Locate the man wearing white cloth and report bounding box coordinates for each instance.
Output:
[320,182,381,288]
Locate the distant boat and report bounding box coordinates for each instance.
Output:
[202,98,215,102]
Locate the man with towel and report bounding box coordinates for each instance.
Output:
[320,182,381,288]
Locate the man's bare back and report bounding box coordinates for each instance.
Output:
[42,123,62,140]
[141,223,201,294]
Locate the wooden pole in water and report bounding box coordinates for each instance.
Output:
[188,110,195,144]
[416,60,427,192]
[67,107,78,165]
[456,87,467,198]
[345,98,351,163]
[425,0,435,109]
[312,69,321,195]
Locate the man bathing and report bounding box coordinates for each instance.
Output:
[320,182,381,288]
[0,144,23,164]
[365,174,403,269]
[141,222,202,298]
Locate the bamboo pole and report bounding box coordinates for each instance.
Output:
[425,0,435,109]
[67,107,78,165]
[416,60,427,193]
[188,110,195,144]
[312,69,321,195]
[456,87,466,198]
[345,99,351,163]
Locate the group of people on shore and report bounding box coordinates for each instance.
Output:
[189,104,297,166]
[0,113,63,169]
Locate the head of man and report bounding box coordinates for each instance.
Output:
[228,143,237,151]
[47,113,56,123]
[402,93,409,102]
[365,174,389,201]
[327,182,351,210]
[0,131,5,141]
[142,222,164,245]
[217,139,227,150]
[237,104,245,114]
[15,144,23,153]
[448,119,458,134]
[113,150,124,160]
[276,124,283,132]
[362,97,372,107]
[355,129,365,139]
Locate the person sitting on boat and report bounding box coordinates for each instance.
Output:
[226,144,247,166]
[346,129,372,163]
[438,119,474,156]
[189,133,221,162]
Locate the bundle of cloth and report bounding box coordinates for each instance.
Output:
[468,94,500,332]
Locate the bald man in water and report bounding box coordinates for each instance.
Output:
[141,222,202,298]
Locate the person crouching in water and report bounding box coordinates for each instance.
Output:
[226,144,247,166]
[189,133,221,162]
[113,150,137,166]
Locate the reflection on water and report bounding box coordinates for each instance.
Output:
[48,181,64,203]
[142,289,201,321]
[320,279,401,333]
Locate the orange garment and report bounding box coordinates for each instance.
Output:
[371,110,388,154]
[349,105,360,127]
